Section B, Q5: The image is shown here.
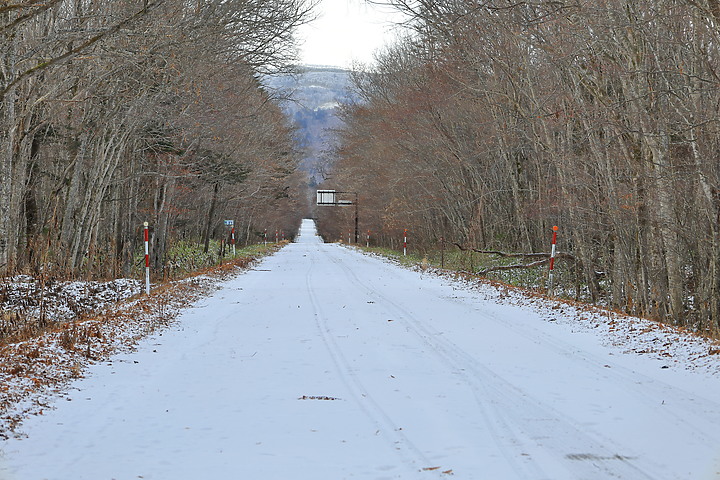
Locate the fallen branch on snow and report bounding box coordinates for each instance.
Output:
[452,243,575,275]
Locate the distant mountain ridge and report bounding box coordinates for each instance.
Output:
[262,66,357,184]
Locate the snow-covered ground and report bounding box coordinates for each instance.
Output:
[1,219,720,479]
[0,276,142,325]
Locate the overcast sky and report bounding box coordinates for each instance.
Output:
[296,0,407,68]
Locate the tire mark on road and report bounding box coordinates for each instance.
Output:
[304,252,445,478]
[327,246,664,479]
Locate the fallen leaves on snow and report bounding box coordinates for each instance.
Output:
[298,395,341,401]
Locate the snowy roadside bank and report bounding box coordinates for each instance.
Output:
[354,246,720,377]
[0,251,278,439]
[452,273,720,376]
[0,276,142,329]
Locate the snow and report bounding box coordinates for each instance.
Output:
[2,219,720,479]
[0,276,142,324]
[316,101,340,110]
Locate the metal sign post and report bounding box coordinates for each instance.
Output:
[354,196,359,244]
[316,190,359,243]
[224,220,235,256]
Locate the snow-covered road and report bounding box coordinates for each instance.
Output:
[2,219,720,479]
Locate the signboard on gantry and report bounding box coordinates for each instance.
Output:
[317,190,337,206]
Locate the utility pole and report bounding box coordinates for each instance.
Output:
[354,192,359,244]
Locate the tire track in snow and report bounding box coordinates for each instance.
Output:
[326,247,664,480]
[374,254,720,465]
[322,250,549,478]
[454,295,720,454]
[304,251,445,478]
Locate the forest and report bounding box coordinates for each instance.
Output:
[4,0,720,336]
[0,0,313,280]
[318,0,720,334]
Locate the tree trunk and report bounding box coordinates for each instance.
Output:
[0,90,15,272]
[203,182,220,254]
[647,134,684,323]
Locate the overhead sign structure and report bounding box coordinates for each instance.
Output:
[316,189,359,243]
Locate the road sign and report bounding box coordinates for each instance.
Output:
[317,190,337,206]
[224,220,234,226]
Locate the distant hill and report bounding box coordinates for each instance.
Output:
[262,66,358,184]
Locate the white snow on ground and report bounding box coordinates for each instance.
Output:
[1,219,720,479]
[0,276,142,323]
[412,266,720,378]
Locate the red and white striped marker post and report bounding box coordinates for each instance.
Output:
[403,229,408,256]
[548,226,559,296]
[275,230,278,243]
[264,229,267,246]
[366,230,370,248]
[441,236,445,269]
[231,226,236,256]
[143,222,150,295]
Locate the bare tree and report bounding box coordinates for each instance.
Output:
[0,0,315,276]
[329,0,720,333]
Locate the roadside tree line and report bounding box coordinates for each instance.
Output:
[0,0,313,279]
[321,0,720,334]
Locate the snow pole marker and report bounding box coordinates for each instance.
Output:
[366,230,370,248]
[264,229,267,246]
[275,230,278,243]
[403,229,408,256]
[441,236,445,269]
[143,222,150,295]
[231,226,236,256]
[548,226,558,296]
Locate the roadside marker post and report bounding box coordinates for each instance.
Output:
[264,229,267,246]
[231,226,236,256]
[275,230,278,243]
[366,230,370,248]
[143,222,150,295]
[548,226,559,296]
[403,229,408,256]
[441,236,445,269]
